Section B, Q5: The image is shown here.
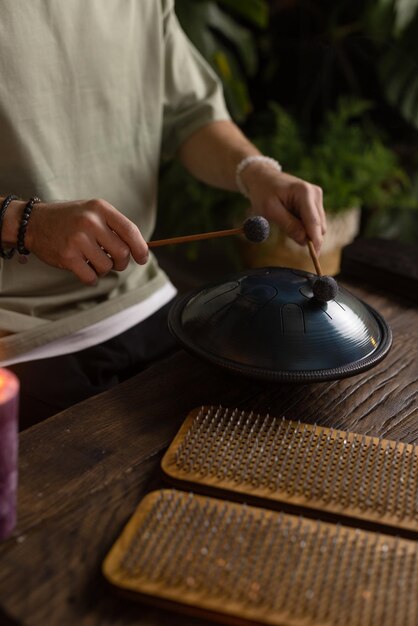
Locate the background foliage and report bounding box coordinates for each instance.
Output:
[252,98,410,214]
[157,0,418,247]
[174,0,268,122]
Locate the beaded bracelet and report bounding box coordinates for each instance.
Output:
[236,155,282,198]
[17,196,41,257]
[0,194,18,259]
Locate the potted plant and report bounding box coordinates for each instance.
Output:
[156,97,413,275]
[240,97,412,274]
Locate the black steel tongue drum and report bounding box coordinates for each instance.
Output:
[168,266,392,382]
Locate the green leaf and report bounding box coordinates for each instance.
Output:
[379,10,418,128]
[206,4,257,75]
[175,0,261,121]
[393,0,418,34]
[363,1,397,42]
[175,1,214,57]
[368,0,418,36]
[218,0,269,28]
[213,44,253,121]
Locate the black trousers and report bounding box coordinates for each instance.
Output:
[9,299,178,430]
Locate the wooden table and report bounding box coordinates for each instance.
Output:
[0,279,417,626]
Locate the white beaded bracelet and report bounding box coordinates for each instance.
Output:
[235,155,282,197]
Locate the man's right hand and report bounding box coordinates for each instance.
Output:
[4,198,149,285]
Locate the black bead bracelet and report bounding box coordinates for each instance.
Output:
[0,194,18,259]
[17,196,41,256]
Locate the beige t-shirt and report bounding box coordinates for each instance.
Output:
[0,0,229,360]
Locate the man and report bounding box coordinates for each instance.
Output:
[0,1,326,427]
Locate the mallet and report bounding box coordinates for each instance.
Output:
[307,240,339,302]
[148,215,270,248]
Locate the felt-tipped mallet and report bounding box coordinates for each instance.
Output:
[307,240,339,302]
[148,215,270,248]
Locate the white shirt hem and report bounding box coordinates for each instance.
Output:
[1,282,177,367]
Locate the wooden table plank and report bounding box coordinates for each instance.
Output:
[0,281,417,626]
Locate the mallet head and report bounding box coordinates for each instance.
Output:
[243,216,270,243]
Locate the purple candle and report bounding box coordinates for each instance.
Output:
[0,369,19,541]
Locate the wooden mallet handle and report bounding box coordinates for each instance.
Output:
[308,239,339,301]
[148,226,244,248]
[307,240,323,277]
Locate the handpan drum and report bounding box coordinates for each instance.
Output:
[168,267,392,382]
